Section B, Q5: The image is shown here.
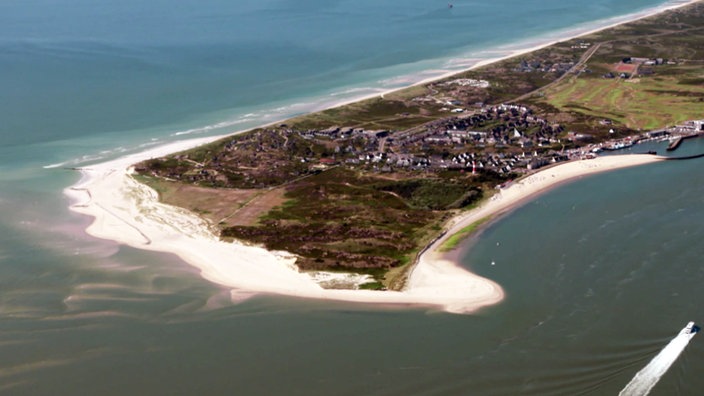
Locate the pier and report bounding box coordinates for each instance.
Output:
[667,132,704,151]
[666,136,683,151]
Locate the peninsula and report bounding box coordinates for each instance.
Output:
[69,0,704,313]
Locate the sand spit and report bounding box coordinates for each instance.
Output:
[64,0,695,313]
[66,138,663,314]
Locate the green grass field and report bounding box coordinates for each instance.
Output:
[544,66,704,130]
[439,216,492,252]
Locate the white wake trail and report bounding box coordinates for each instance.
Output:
[619,322,697,396]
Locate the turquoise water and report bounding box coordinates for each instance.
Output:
[1,1,703,394]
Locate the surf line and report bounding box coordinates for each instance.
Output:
[619,321,698,396]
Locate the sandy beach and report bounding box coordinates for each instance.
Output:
[67,147,664,314]
[63,0,695,313]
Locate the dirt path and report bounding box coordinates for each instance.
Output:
[511,25,704,103]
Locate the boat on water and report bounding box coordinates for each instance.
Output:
[601,142,634,151]
[681,321,699,338]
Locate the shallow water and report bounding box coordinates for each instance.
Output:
[1,0,703,394]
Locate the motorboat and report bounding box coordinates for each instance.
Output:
[682,321,700,336]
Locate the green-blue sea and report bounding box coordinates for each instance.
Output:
[1,1,703,394]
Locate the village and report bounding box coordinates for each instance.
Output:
[144,99,704,191]
[141,36,704,192]
[292,103,569,175]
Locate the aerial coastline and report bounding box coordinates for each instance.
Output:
[68,0,701,314]
[67,150,671,313]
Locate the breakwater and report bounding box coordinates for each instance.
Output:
[666,136,683,151]
[664,152,704,160]
[666,132,704,151]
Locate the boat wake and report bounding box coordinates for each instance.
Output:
[619,321,698,396]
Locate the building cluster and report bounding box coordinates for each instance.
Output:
[438,78,490,88]
[622,57,673,66]
[152,72,703,188]
[409,104,564,149]
[268,104,571,175]
[192,102,576,179]
[670,119,704,134]
[570,41,592,50]
[605,56,678,79]
[515,59,576,74]
[341,149,568,174]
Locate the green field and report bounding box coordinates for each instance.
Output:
[544,66,704,130]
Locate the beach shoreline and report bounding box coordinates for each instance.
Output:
[141,0,701,144]
[264,0,701,123]
[65,0,695,314]
[415,155,667,294]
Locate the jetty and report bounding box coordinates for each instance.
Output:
[666,136,683,151]
[667,132,704,151]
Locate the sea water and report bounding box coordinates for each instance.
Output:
[1,0,703,394]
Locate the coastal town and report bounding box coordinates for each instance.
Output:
[139,102,703,190]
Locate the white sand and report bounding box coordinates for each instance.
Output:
[66,141,663,314]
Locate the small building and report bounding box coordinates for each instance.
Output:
[319,158,337,165]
